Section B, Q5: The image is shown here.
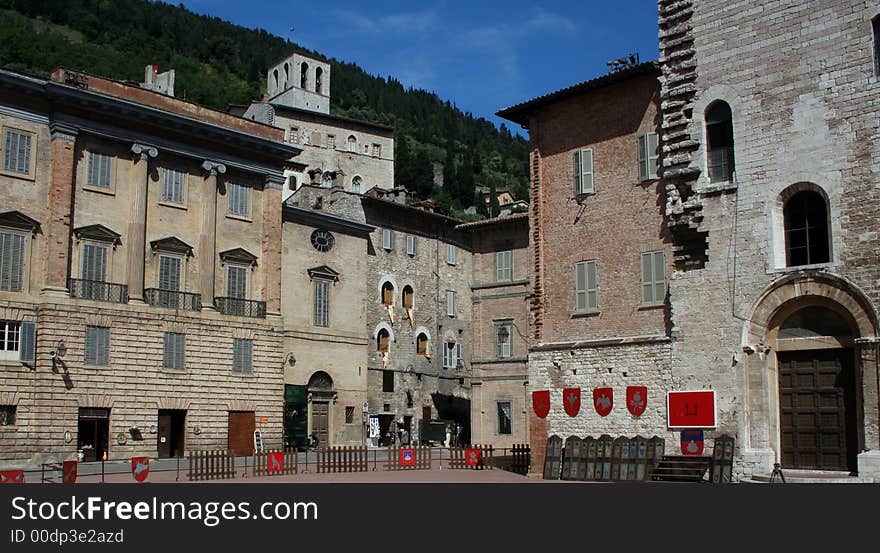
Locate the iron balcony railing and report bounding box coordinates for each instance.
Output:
[68,278,129,304]
[707,147,735,183]
[144,288,202,312]
[215,297,267,319]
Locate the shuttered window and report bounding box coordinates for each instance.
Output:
[443,342,457,369]
[314,280,330,327]
[0,320,20,353]
[0,231,25,292]
[495,250,513,282]
[163,168,185,203]
[87,152,112,189]
[228,182,249,216]
[446,290,456,317]
[447,244,456,265]
[498,402,512,435]
[495,321,513,359]
[3,129,32,174]
[158,255,181,291]
[227,266,248,299]
[382,229,393,251]
[641,250,667,305]
[575,260,599,312]
[406,235,417,256]
[19,321,34,363]
[638,133,660,181]
[84,326,110,366]
[573,149,594,195]
[163,332,186,370]
[81,243,108,283]
[232,338,253,373]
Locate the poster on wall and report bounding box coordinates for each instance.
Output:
[667,390,717,428]
[369,416,380,438]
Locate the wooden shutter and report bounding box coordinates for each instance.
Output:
[378,331,389,353]
[648,133,659,179]
[383,229,392,250]
[85,326,109,365]
[586,261,598,310]
[447,290,455,317]
[4,131,31,174]
[85,326,97,365]
[0,232,25,292]
[443,342,453,368]
[653,251,666,303]
[447,244,456,264]
[229,183,248,215]
[496,251,512,282]
[99,327,109,365]
[314,281,329,327]
[641,251,666,305]
[163,169,184,202]
[19,321,35,364]
[88,152,111,188]
[407,235,416,256]
[233,339,253,373]
[82,244,108,282]
[158,256,181,291]
[638,135,648,181]
[164,332,185,370]
[580,149,594,193]
[227,266,247,299]
[575,262,587,311]
[456,343,462,367]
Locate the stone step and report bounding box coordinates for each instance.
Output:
[746,469,874,484]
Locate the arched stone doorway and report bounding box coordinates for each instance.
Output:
[743,273,879,475]
[308,371,335,447]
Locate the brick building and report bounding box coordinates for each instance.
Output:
[498,63,671,472]
[0,67,299,463]
[658,0,880,479]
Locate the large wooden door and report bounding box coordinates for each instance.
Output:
[157,412,172,458]
[228,411,255,455]
[311,402,329,448]
[778,350,857,471]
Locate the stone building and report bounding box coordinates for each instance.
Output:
[498,63,672,471]
[0,67,299,463]
[658,0,880,479]
[461,213,531,448]
[238,52,394,201]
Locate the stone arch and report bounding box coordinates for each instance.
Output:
[157,397,191,410]
[377,275,398,301]
[300,62,309,89]
[691,84,744,188]
[77,394,114,408]
[769,182,833,269]
[308,371,334,392]
[227,399,256,411]
[315,67,324,94]
[373,321,395,343]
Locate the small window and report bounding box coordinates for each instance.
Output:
[86,152,112,189]
[447,244,457,265]
[641,251,667,306]
[706,101,735,182]
[0,231,26,292]
[347,135,358,152]
[372,143,382,157]
[81,243,108,284]
[162,168,185,204]
[402,286,414,309]
[573,148,594,195]
[157,254,181,298]
[406,235,417,256]
[0,405,15,426]
[416,333,429,355]
[227,266,248,299]
[382,229,394,251]
[351,176,362,194]
[345,406,355,424]
[575,260,598,312]
[638,133,660,181]
[232,338,253,373]
[0,320,21,356]
[84,326,110,366]
[288,127,299,144]
[300,62,308,89]
[3,128,33,176]
[446,290,456,317]
[163,332,186,370]
[495,250,513,282]
[443,341,457,369]
[497,402,512,435]
[495,321,513,359]
[784,190,830,267]
[381,282,394,306]
[377,328,390,353]
[874,16,880,76]
[314,280,330,327]
[326,134,335,150]
[382,369,394,392]
[316,67,324,94]
[287,175,298,191]
[228,182,250,216]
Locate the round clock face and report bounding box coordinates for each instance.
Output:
[311,230,335,252]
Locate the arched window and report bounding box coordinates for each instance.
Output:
[351,175,362,194]
[283,63,289,88]
[316,67,324,94]
[272,69,279,92]
[402,286,414,309]
[784,190,830,267]
[300,62,309,89]
[286,175,297,191]
[706,101,735,182]
[321,172,333,188]
[347,135,358,153]
[377,328,390,353]
[381,282,394,306]
[416,333,428,356]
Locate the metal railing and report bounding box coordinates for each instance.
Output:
[214,297,266,318]
[144,288,202,311]
[68,278,128,304]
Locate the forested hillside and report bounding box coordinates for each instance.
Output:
[0,0,529,216]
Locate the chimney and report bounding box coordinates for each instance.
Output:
[141,65,175,97]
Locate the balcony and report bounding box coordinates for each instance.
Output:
[68,278,128,304]
[707,147,735,183]
[144,288,202,312]
[215,297,266,319]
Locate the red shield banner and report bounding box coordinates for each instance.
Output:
[593,387,613,417]
[0,470,24,484]
[681,430,704,455]
[399,448,416,467]
[563,388,581,417]
[268,452,284,473]
[626,386,647,417]
[62,461,78,484]
[131,457,150,482]
[465,448,482,467]
[532,390,550,419]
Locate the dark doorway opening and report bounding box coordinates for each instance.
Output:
[157,409,186,458]
[77,408,110,462]
[432,393,471,446]
[284,384,308,451]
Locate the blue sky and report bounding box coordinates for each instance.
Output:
[181,0,660,134]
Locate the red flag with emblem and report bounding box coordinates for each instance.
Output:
[563,388,581,417]
[399,448,416,467]
[681,430,704,455]
[268,452,284,473]
[465,448,482,467]
[131,457,150,482]
[532,390,550,418]
[593,387,613,417]
[0,470,24,484]
[626,386,647,417]
[62,461,78,484]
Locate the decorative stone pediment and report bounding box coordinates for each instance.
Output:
[74,224,121,246]
[0,211,40,234]
[219,248,258,267]
[150,236,194,256]
[307,265,339,282]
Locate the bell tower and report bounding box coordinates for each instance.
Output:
[266,53,330,114]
